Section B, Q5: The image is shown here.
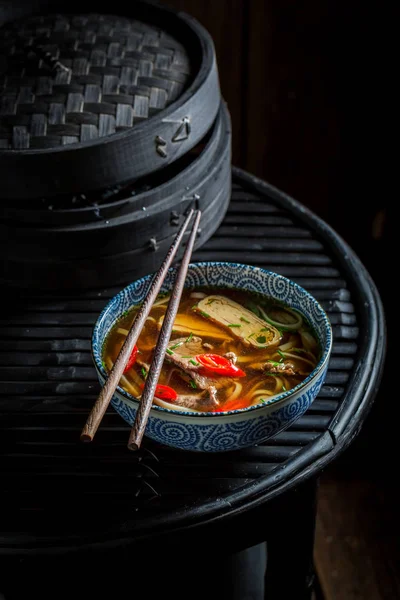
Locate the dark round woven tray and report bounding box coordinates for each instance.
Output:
[0,101,232,289]
[0,1,220,199]
[0,167,385,562]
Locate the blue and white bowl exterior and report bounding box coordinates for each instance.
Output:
[92,262,332,452]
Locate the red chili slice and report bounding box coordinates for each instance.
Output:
[140,383,178,402]
[195,353,246,378]
[213,398,250,412]
[123,345,138,373]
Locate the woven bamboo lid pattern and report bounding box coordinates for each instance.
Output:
[0,3,220,199]
[0,13,191,149]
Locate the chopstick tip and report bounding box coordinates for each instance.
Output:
[127,440,140,452]
[80,433,93,443]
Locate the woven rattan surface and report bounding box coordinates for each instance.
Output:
[0,12,191,149]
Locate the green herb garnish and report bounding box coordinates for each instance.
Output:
[185,332,193,343]
[122,310,129,318]
[141,367,147,379]
[189,379,197,389]
[228,323,241,328]
[247,333,256,340]
[267,360,281,366]
[102,361,107,371]
[206,299,216,305]
[170,341,183,350]
[240,316,250,324]
[166,348,174,355]
[282,384,287,391]
[256,335,267,344]
[199,311,210,318]
[189,359,199,366]
[277,349,285,359]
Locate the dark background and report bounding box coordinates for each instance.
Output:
[164,4,397,595]
[162,0,393,466]
[0,1,396,596]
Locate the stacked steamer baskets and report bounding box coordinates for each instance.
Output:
[0,1,231,289]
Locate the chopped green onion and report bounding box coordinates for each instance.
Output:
[191,304,198,310]
[122,310,129,317]
[264,372,276,377]
[256,335,267,344]
[199,311,210,318]
[166,348,174,356]
[247,333,256,340]
[185,332,193,343]
[206,299,216,305]
[189,359,199,366]
[268,360,281,366]
[141,367,147,378]
[170,341,183,350]
[240,316,250,324]
[277,349,285,359]
[228,323,241,328]
[181,355,193,358]
[282,384,287,391]
[102,361,107,371]
[189,379,197,389]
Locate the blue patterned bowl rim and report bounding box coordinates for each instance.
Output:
[92,262,333,417]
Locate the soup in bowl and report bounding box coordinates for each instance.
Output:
[92,262,332,452]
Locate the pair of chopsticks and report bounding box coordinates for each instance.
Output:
[80,208,201,451]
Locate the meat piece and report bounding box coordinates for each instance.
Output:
[175,391,218,411]
[264,361,297,375]
[194,295,282,348]
[224,351,237,364]
[249,360,304,376]
[165,336,237,404]
[136,356,218,410]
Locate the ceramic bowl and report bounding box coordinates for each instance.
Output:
[92,262,332,452]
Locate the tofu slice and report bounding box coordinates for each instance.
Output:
[194,295,282,348]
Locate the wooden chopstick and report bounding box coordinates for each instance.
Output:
[80,208,197,443]
[127,209,202,451]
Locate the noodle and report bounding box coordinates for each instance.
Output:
[103,286,321,412]
[271,376,284,394]
[278,339,297,352]
[120,374,141,397]
[152,295,171,306]
[280,352,316,369]
[236,353,270,364]
[227,381,242,401]
[153,397,200,412]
